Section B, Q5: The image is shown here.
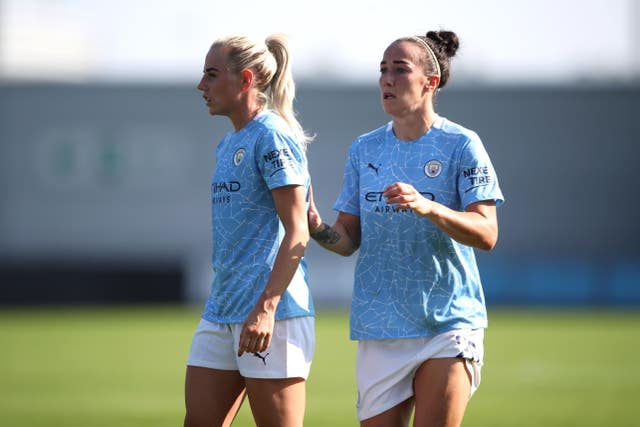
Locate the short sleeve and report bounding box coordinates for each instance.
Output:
[333,139,361,216]
[256,130,308,190]
[458,135,504,209]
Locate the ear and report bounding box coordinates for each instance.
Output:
[240,69,254,92]
[425,75,440,92]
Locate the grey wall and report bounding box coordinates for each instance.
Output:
[1,83,638,306]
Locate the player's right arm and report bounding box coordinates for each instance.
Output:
[307,185,360,256]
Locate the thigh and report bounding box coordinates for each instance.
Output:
[412,358,471,427]
[245,377,306,427]
[184,366,246,427]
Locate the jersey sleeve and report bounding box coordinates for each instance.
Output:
[256,129,308,190]
[333,139,361,216]
[458,135,505,209]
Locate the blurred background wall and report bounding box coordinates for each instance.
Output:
[0,0,638,307]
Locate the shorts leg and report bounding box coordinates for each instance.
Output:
[234,316,315,380]
[186,318,238,370]
[355,329,485,421]
[355,339,418,421]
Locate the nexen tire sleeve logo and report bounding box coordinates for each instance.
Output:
[462,166,492,191]
[263,148,294,176]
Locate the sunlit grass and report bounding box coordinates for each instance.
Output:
[0,307,638,426]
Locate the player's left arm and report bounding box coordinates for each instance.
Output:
[383,182,498,251]
[238,184,309,356]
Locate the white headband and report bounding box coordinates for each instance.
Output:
[409,36,441,77]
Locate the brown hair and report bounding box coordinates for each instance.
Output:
[398,30,460,88]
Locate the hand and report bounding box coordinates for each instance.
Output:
[383,182,434,217]
[237,308,275,357]
[307,184,323,233]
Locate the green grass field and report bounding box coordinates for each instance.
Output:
[1,306,638,426]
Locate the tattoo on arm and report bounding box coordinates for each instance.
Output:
[310,223,341,244]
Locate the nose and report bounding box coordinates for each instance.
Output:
[197,75,205,91]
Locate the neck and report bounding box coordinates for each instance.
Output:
[392,110,438,141]
[230,100,263,131]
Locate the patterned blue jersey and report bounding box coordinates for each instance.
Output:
[334,117,504,340]
[203,111,314,324]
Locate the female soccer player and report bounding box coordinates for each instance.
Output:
[308,30,504,427]
[184,34,315,427]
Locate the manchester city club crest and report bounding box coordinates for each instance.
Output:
[424,159,442,178]
[233,148,246,166]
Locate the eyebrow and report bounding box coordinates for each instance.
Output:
[380,60,412,66]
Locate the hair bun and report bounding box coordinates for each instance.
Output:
[426,31,459,58]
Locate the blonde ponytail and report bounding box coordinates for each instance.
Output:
[211,34,313,148]
[265,34,313,147]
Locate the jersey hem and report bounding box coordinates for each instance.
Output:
[350,323,487,341]
[202,311,316,325]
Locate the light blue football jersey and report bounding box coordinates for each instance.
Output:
[334,116,504,340]
[203,111,314,324]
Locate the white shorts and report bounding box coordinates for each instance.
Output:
[355,328,484,421]
[186,316,315,380]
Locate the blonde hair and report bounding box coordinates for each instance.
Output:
[211,34,313,147]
